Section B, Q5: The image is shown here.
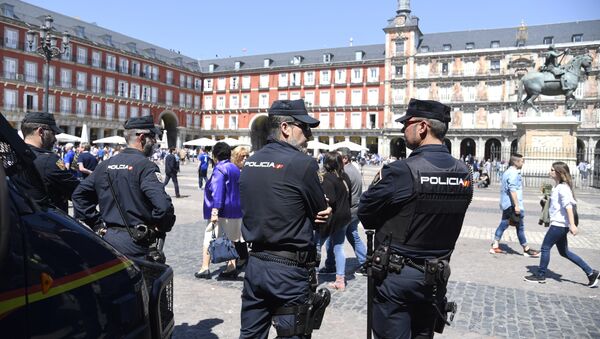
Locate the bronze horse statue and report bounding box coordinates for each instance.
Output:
[517,54,592,113]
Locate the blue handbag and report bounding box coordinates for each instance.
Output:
[207,222,239,264]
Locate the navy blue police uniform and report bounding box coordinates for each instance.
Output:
[72,116,175,259]
[239,100,327,339]
[20,112,79,212]
[358,99,473,339]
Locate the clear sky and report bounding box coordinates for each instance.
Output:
[23,0,600,60]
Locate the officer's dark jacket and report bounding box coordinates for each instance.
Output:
[28,145,79,212]
[72,147,175,232]
[358,144,472,257]
[240,138,327,251]
[164,153,179,175]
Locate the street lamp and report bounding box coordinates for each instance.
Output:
[26,15,70,113]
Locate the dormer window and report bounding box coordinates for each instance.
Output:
[465,42,475,50]
[420,46,429,53]
[144,48,156,59]
[74,26,85,39]
[101,34,113,47]
[126,42,137,54]
[355,51,364,61]
[490,40,500,48]
[1,4,15,18]
[323,53,333,63]
[234,61,244,70]
[263,58,272,67]
[443,44,451,51]
[208,64,217,73]
[572,34,583,42]
[543,36,553,45]
[292,55,303,65]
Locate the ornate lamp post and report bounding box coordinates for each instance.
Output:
[26,15,70,113]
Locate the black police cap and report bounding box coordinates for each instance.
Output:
[268,99,320,128]
[395,98,451,124]
[124,115,162,137]
[22,112,63,134]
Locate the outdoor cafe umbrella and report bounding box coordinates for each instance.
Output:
[56,133,81,143]
[328,140,367,152]
[183,137,217,147]
[92,135,127,145]
[217,138,250,147]
[306,140,330,150]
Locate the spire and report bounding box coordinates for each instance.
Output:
[397,0,411,15]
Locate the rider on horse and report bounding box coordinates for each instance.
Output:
[540,44,570,90]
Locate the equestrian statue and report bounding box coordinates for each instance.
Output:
[517,46,592,113]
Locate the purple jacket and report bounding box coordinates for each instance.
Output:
[203,160,242,219]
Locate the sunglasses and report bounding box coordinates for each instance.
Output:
[288,122,312,135]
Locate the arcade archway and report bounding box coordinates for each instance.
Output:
[460,138,476,158]
[443,138,452,153]
[159,111,178,149]
[249,114,269,152]
[485,138,502,161]
[390,137,406,159]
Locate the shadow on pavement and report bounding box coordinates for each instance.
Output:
[173,318,224,339]
[525,265,585,286]
[498,243,522,255]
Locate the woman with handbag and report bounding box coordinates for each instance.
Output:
[525,161,599,287]
[195,142,243,280]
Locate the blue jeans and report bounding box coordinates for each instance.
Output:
[537,225,592,277]
[316,225,348,276]
[325,215,367,267]
[493,209,527,247]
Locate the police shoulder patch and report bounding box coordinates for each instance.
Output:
[55,159,66,170]
[155,172,164,182]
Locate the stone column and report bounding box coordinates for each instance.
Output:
[452,137,460,158]
[361,136,367,150]
[477,137,484,160]
[329,136,334,145]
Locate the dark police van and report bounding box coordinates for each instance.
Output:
[0,113,173,338]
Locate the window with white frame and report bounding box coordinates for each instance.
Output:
[44,65,55,86]
[24,61,37,83]
[60,97,71,115]
[3,89,17,110]
[217,77,226,91]
[143,65,151,79]
[416,64,429,78]
[179,93,185,107]
[3,57,16,80]
[24,92,38,112]
[367,88,379,105]
[351,112,361,129]
[141,108,150,117]
[186,75,193,88]
[263,59,272,68]
[216,95,225,109]
[76,72,87,91]
[130,106,139,118]
[204,115,212,129]
[464,61,476,76]
[351,68,363,83]
[91,75,101,93]
[260,74,269,88]
[488,111,501,128]
[204,78,213,91]
[216,115,225,129]
[319,113,329,129]
[230,95,239,109]
[335,90,346,106]
[259,93,269,108]
[290,92,301,100]
[118,105,127,121]
[194,115,200,128]
[335,69,346,84]
[572,34,583,43]
[186,94,192,108]
[487,83,502,101]
[290,72,301,86]
[179,74,185,87]
[76,47,87,64]
[334,113,345,129]
[229,115,238,129]
[368,67,379,82]
[151,87,158,103]
[304,92,314,106]
[278,73,288,87]
[355,51,364,61]
[320,70,330,85]
[438,85,452,102]
[91,51,101,67]
[320,91,330,107]
[106,54,116,71]
[304,71,315,86]
[368,112,378,129]
[230,76,239,90]
[131,61,139,76]
[91,101,101,119]
[47,95,55,113]
[61,44,71,61]
[241,94,250,108]
[60,68,72,88]
[166,70,173,85]
[203,95,212,109]
[153,67,159,81]
[130,83,140,100]
[351,89,362,106]
[105,103,114,119]
[242,76,251,89]
[119,58,129,73]
[462,85,476,101]
[543,36,553,45]
[76,99,87,117]
[462,112,474,128]
[416,87,429,100]
[394,65,404,78]
[490,59,501,73]
[278,92,288,100]
[142,86,151,101]
[4,28,18,49]
[194,95,201,109]
[186,114,192,127]
[323,54,332,63]
[166,90,174,106]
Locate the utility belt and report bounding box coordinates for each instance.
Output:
[249,244,317,268]
[107,223,164,260]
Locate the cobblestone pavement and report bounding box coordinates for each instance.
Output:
[161,161,600,338]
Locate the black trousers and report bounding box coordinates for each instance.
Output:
[104,228,149,259]
[163,172,180,197]
[372,266,443,339]
[240,255,310,339]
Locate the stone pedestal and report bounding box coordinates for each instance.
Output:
[513,116,580,185]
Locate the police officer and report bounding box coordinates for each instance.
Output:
[358,99,473,339]
[239,99,331,338]
[20,112,79,212]
[72,115,175,260]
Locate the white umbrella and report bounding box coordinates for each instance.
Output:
[80,123,89,143]
[217,137,248,147]
[183,137,216,147]
[329,140,367,152]
[306,140,330,150]
[56,133,81,143]
[92,135,127,145]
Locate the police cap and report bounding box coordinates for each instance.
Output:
[124,115,162,138]
[268,99,320,128]
[22,112,63,134]
[395,98,451,124]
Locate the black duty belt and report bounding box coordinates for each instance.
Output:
[389,251,452,273]
[250,250,316,268]
[107,223,128,230]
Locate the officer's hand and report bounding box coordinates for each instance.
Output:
[315,206,332,224]
[211,214,219,223]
